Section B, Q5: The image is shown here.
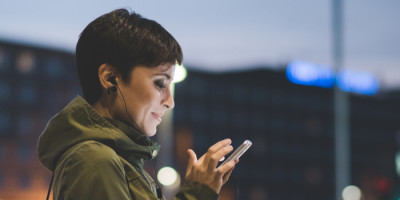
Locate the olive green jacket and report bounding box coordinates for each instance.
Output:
[37,96,218,200]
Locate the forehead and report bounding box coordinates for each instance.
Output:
[155,63,176,80]
[157,62,175,73]
[131,63,176,78]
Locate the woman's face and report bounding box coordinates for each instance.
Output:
[114,63,175,136]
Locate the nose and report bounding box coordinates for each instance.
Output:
[163,87,175,109]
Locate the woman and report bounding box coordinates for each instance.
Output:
[37,8,237,200]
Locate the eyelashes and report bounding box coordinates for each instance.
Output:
[154,79,166,89]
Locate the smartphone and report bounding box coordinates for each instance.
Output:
[221,140,252,165]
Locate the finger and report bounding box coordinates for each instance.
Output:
[222,159,238,183]
[197,153,206,164]
[203,139,232,167]
[185,149,197,178]
[222,166,235,184]
[216,160,235,179]
[208,139,232,154]
[187,149,198,162]
[207,145,233,171]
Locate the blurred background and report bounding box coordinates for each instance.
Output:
[0,0,399,200]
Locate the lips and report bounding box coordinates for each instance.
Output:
[151,112,163,123]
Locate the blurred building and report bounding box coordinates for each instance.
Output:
[0,40,80,199]
[0,39,399,200]
[173,69,400,200]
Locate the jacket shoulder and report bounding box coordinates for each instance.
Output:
[63,140,122,169]
[54,141,132,199]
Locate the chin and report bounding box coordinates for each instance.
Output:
[144,128,157,137]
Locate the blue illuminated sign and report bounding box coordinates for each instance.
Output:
[337,69,379,95]
[286,61,335,88]
[286,61,380,95]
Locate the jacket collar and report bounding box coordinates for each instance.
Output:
[37,96,160,171]
[106,117,160,168]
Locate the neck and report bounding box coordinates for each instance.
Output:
[92,98,113,119]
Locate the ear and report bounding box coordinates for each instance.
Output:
[98,63,118,91]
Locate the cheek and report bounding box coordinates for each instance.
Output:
[140,90,159,111]
[132,87,160,122]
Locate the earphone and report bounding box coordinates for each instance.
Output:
[107,76,163,199]
[107,77,118,94]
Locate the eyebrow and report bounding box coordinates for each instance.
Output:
[155,73,171,80]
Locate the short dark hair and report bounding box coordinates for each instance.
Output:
[76,8,183,104]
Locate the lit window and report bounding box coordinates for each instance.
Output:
[16,51,35,74]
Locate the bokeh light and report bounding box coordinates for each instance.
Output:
[173,64,187,83]
[157,167,179,186]
[342,185,362,200]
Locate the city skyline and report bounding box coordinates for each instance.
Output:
[0,0,399,89]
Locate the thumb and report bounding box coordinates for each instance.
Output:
[186,149,197,178]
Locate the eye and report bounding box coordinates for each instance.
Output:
[154,79,166,89]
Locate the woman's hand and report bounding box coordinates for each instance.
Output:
[185,139,238,193]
